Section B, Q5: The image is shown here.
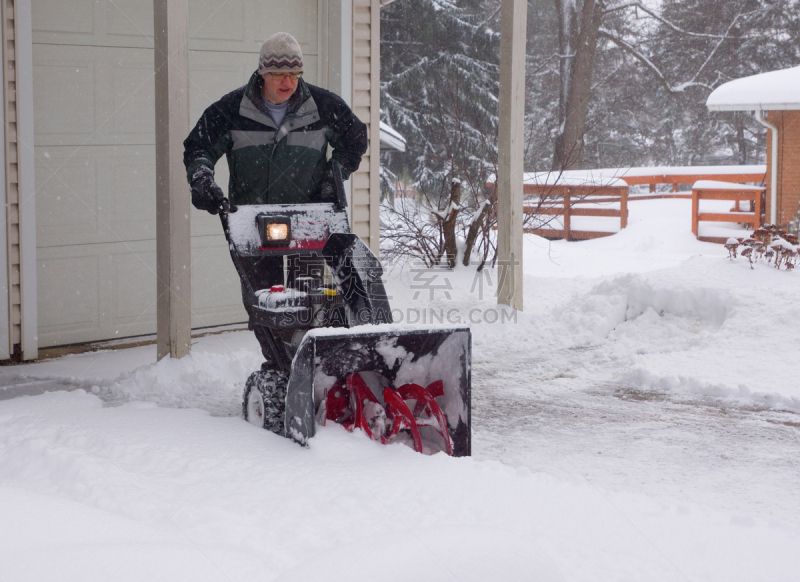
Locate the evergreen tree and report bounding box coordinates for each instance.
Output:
[381,0,501,203]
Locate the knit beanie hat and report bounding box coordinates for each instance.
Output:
[258,32,304,75]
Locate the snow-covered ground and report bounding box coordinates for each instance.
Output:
[1,197,798,581]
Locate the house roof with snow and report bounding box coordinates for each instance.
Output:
[379,121,406,152]
[706,66,800,111]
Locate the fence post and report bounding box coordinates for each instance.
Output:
[620,186,628,229]
[564,189,572,241]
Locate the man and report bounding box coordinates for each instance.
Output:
[184,31,367,210]
[183,32,367,363]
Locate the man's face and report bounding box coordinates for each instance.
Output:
[262,72,300,105]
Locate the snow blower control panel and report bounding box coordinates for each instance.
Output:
[252,282,346,330]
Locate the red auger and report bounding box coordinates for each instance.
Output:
[322,372,453,455]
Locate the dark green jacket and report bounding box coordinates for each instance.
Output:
[184,72,367,205]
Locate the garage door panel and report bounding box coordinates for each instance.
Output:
[38,254,99,331]
[188,56,249,121]
[35,145,158,247]
[106,0,155,38]
[32,0,319,54]
[33,60,96,138]
[35,151,100,241]
[191,235,247,326]
[258,0,318,53]
[33,0,318,55]
[189,0,246,41]
[32,0,95,35]
[112,157,156,227]
[34,44,154,147]
[37,241,161,347]
[112,62,155,136]
[114,248,157,322]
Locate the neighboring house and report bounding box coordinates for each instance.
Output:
[707,65,800,232]
[0,0,382,361]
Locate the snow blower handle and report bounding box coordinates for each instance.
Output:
[331,160,348,211]
[218,198,256,306]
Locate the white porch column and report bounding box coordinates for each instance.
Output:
[496,0,526,311]
[154,0,191,360]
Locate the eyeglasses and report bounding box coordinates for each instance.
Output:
[268,72,302,81]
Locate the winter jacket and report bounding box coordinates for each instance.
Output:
[183,72,367,206]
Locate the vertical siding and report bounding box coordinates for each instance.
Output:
[0,2,6,359]
[2,0,21,357]
[350,0,380,254]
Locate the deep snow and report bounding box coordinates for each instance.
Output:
[1,196,798,581]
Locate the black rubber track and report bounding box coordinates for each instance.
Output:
[242,368,289,434]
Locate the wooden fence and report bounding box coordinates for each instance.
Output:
[523,184,628,241]
[615,170,766,193]
[495,166,768,242]
[692,184,764,243]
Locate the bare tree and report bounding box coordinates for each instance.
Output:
[551,0,751,171]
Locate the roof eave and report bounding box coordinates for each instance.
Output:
[707,102,800,112]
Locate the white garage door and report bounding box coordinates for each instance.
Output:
[33,0,325,348]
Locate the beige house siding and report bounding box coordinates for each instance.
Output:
[3,0,36,360]
[350,0,380,254]
[1,0,17,359]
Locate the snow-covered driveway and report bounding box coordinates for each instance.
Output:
[1,199,798,581]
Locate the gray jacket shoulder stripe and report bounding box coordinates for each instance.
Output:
[294,94,318,117]
[275,111,321,142]
[274,95,321,141]
[231,130,277,150]
[239,94,277,128]
[286,129,328,150]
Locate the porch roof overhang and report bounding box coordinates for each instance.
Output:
[706,65,800,112]
[379,121,406,152]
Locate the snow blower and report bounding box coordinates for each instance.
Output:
[219,164,471,456]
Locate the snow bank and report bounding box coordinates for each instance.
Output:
[623,368,800,413]
[555,274,733,347]
[100,348,261,416]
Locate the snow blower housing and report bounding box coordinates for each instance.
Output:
[220,196,471,457]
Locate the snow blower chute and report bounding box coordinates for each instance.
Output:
[219,165,471,456]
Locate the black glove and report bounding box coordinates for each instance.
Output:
[316,164,337,203]
[190,167,225,214]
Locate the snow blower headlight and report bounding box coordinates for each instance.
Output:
[256,214,291,246]
[267,223,289,241]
